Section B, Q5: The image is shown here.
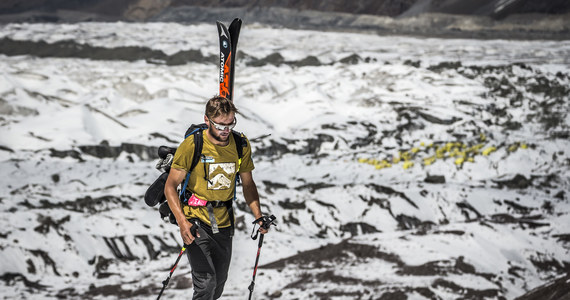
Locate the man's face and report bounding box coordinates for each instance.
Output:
[206,112,236,143]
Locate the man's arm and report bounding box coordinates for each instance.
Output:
[239,171,268,234]
[165,168,199,244]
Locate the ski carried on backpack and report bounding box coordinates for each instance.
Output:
[148,18,246,299]
[145,18,244,224]
[217,18,242,102]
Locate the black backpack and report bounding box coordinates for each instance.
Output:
[144,123,247,227]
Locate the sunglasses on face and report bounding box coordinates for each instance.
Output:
[209,117,237,131]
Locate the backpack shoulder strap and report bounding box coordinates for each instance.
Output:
[231,130,247,171]
[190,129,204,173]
[231,130,246,158]
[184,123,208,173]
[179,123,207,200]
[229,130,247,237]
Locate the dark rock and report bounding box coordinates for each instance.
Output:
[0,37,216,66]
[433,230,465,236]
[262,134,335,157]
[88,255,116,279]
[262,240,403,270]
[552,234,570,243]
[55,287,81,299]
[424,174,446,184]
[527,75,570,101]
[84,282,154,298]
[514,273,570,300]
[291,55,321,67]
[49,148,83,161]
[277,199,306,210]
[134,235,160,260]
[165,49,214,66]
[29,249,60,276]
[0,145,14,153]
[103,236,137,260]
[21,195,133,213]
[254,139,290,157]
[314,199,336,210]
[78,142,157,160]
[531,173,560,189]
[0,273,48,290]
[509,265,525,279]
[394,215,420,231]
[378,290,407,300]
[456,201,483,220]
[295,182,335,193]
[542,201,554,214]
[370,183,418,209]
[504,200,533,215]
[417,111,461,125]
[529,252,568,274]
[395,214,434,231]
[33,215,70,234]
[51,174,60,183]
[247,52,285,67]
[26,259,36,274]
[149,132,179,144]
[399,259,455,276]
[432,278,500,298]
[262,180,288,195]
[489,214,550,229]
[493,174,532,189]
[283,213,300,226]
[339,54,362,64]
[502,120,523,131]
[428,61,462,73]
[303,134,334,155]
[490,213,519,223]
[340,222,380,236]
[404,59,421,68]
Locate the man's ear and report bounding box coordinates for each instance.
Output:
[204,115,209,127]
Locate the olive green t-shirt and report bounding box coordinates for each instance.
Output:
[171,130,254,227]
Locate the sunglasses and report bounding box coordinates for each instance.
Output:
[209,117,237,131]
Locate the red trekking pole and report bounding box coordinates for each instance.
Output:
[248,215,276,300]
[157,225,198,299]
[157,244,189,300]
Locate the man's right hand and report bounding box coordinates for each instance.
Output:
[179,218,199,244]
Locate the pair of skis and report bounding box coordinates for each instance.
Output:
[219,19,274,300]
[219,18,270,300]
[217,18,242,102]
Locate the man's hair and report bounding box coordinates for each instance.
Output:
[205,95,238,119]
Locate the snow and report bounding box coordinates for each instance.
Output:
[0,21,569,299]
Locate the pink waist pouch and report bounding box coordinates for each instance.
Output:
[187,194,208,207]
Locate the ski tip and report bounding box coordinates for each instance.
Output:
[217,22,230,38]
[230,19,242,30]
[216,21,224,28]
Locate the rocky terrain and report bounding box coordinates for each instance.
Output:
[0,16,569,300]
[0,0,570,39]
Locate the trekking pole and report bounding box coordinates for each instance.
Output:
[248,215,276,300]
[157,244,189,300]
[157,225,197,299]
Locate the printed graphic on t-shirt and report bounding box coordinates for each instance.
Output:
[208,162,235,190]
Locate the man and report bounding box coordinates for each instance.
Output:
[164,96,268,299]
